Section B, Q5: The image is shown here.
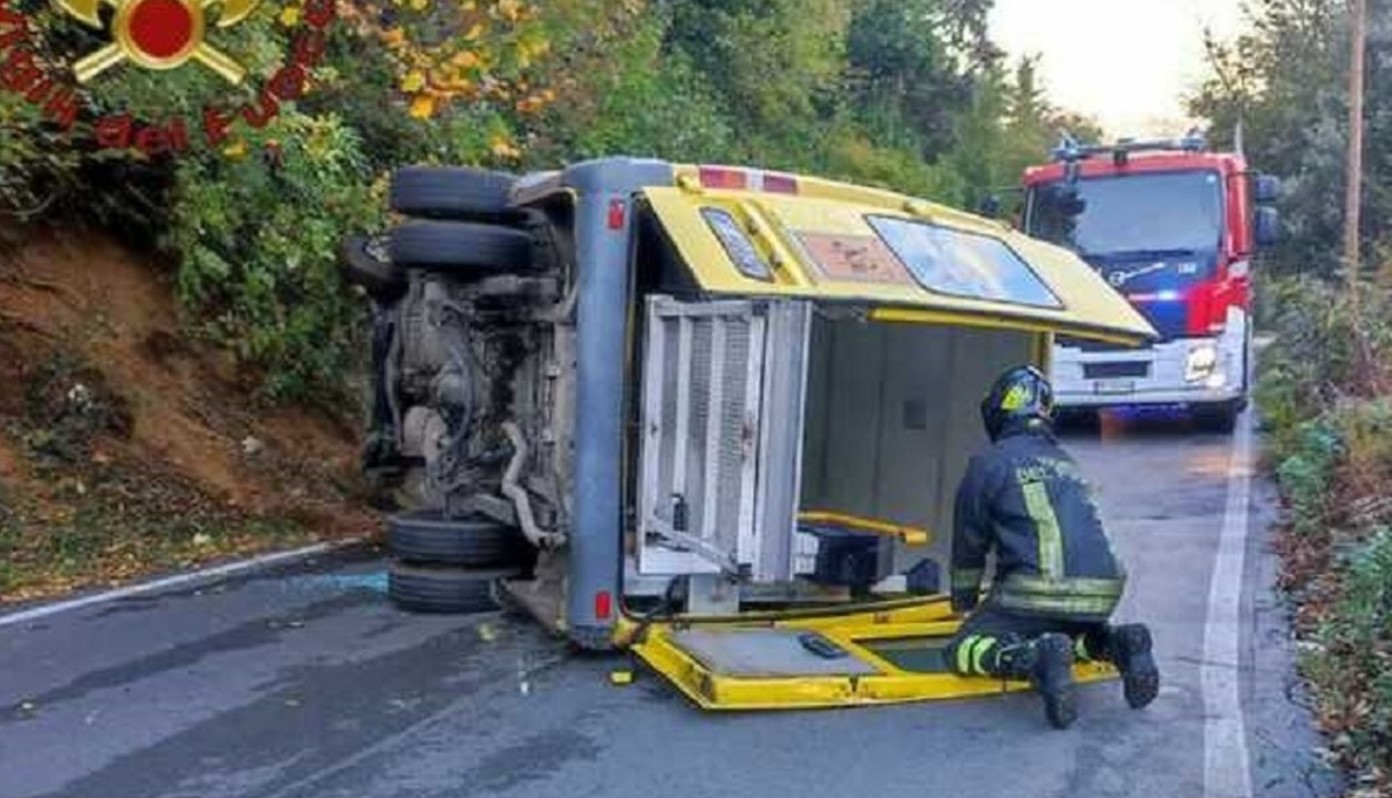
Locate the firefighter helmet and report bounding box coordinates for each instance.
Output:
[980,365,1055,442]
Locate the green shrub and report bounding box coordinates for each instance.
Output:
[1308,528,1392,775]
[1274,417,1343,536]
[169,112,386,406]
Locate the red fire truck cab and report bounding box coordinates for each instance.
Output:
[1020,132,1281,432]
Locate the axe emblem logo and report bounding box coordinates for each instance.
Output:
[54,0,262,85]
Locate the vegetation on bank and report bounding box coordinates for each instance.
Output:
[1256,280,1392,796]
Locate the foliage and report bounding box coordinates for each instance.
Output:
[1259,271,1392,794]
[1190,0,1392,280]
[169,112,385,405]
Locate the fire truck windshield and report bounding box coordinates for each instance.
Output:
[1025,170,1224,258]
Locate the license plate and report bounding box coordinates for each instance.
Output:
[1093,379,1135,395]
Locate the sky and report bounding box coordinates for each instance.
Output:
[989,0,1247,140]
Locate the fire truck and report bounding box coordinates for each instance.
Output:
[1018,132,1281,432]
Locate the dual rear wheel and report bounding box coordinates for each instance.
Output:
[337,166,540,297]
[386,511,533,614]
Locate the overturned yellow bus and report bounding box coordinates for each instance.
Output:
[338,157,1157,710]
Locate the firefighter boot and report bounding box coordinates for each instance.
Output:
[1109,624,1160,710]
[997,633,1077,730]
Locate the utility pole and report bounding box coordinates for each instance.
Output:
[1344,0,1368,291]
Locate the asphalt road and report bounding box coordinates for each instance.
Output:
[0,412,1344,798]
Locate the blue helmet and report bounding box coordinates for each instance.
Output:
[980,365,1055,442]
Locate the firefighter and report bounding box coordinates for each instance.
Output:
[945,365,1159,729]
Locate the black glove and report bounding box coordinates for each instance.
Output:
[951,589,979,615]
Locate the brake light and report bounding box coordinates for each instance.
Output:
[762,172,799,194]
[697,166,799,194]
[699,167,749,190]
[607,199,626,230]
[594,590,613,620]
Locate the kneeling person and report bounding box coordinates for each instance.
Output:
[945,365,1160,729]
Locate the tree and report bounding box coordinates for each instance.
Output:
[1189,0,1392,277]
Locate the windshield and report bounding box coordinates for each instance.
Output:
[1025,170,1224,257]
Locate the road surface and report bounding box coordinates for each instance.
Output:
[0,412,1343,798]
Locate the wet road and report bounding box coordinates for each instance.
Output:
[0,412,1342,798]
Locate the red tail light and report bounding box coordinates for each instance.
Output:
[762,172,799,193]
[697,166,799,194]
[699,167,748,190]
[607,199,626,230]
[594,590,613,620]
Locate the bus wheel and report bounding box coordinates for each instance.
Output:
[390,166,517,222]
[389,221,535,275]
[388,562,520,614]
[388,510,530,569]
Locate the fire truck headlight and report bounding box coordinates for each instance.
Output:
[1186,345,1219,382]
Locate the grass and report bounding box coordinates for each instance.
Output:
[0,460,315,601]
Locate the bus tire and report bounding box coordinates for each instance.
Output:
[390,166,516,221]
[388,510,527,568]
[387,562,518,614]
[389,221,535,274]
[338,234,404,297]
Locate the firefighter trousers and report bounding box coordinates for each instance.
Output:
[946,601,1115,678]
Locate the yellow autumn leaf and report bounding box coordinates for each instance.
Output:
[490,137,520,159]
[401,70,426,92]
[409,95,436,119]
[451,50,479,69]
[409,0,427,9]
[382,27,406,47]
[496,0,521,21]
[223,140,248,159]
[464,22,483,40]
[278,5,300,26]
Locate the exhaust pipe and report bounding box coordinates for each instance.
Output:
[502,421,565,549]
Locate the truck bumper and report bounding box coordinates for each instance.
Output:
[1051,309,1249,410]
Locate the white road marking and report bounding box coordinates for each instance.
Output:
[1203,412,1255,798]
[0,538,364,629]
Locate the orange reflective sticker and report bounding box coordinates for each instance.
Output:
[794,232,916,286]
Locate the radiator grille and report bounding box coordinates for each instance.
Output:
[1083,361,1150,379]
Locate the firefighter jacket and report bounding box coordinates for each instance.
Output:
[950,419,1127,622]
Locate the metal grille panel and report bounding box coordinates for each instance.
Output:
[638,298,765,575]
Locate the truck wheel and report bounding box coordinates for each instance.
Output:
[1194,401,1240,434]
[388,510,528,568]
[338,234,404,297]
[388,562,517,614]
[390,166,516,221]
[1055,408,1100,433]
[389,221,535,274]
